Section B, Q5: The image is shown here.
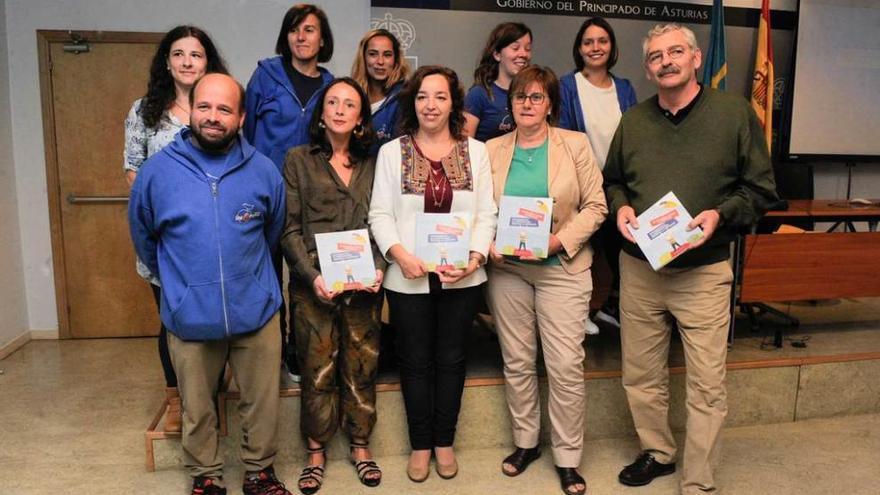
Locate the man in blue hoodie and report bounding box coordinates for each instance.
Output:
[129,73,290,495]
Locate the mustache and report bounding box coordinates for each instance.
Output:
[658,66,680,77]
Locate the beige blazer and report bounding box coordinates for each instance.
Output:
[486,126,607,274]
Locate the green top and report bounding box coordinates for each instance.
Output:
[603,88,779,268]
[504,139,560,266]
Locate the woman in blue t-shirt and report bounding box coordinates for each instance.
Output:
[351,28,410,155]
[463,22,532,142]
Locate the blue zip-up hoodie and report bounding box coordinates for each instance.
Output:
[558,71,637,133]
[243,56,333,171]
[128,129,286,341]
[369,81,404,156]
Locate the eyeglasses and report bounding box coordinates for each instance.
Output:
[512,92,546,105]
[646,46,688,67]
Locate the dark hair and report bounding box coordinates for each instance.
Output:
[572,17,618,72]
[189,73,247,114]
[140,25,227,129]
[473,22,532,100]
[397,65,466,140]
[308,78,374,161]
[508,65,561,126]
[275,4,334,64]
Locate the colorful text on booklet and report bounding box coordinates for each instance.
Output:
[496,196,553,259]
[415,213,472,272]
[627,191,704,270]
[314,229,377,292]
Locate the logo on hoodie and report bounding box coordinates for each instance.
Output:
[234,203,264,223]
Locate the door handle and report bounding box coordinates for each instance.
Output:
[67,194,129,204]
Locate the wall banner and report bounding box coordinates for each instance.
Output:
[372,0,795,29]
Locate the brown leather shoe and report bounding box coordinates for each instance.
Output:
[164,387,182,433]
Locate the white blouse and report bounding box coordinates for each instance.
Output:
[369,136,497,294]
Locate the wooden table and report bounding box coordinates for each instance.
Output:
[732,199,880,345]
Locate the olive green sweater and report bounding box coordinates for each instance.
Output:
[604,88,779,268]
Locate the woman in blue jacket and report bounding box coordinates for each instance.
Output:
[244,3,334,380]
[558,17,636,335]
[351,28,409,155]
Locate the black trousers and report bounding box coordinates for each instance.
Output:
[386,279,483,450]
[150,283,177,388]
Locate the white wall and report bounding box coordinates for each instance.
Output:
[5,0,370,332]
[0,0,28,351]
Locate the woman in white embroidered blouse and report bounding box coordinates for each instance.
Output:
[368,65,496,483]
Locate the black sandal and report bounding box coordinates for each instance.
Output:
[298,446,325,495]
[555,466,586,495]
[350,441,382,487]
[502,447,541,477]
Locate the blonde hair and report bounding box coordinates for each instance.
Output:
[350,29,409,96]
[642,23,699,61]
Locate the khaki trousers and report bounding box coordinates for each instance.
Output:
[620,253,732,495]
[487,261,591,468]
[168,312,281,481]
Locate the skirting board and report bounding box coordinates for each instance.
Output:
[0,329,60,360]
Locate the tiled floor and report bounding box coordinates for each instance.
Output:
[1,297,879,494]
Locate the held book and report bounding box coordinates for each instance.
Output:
[495,195,553,259]
[414,213,472,271]
[627,191,704,271]
[314,229,377,292]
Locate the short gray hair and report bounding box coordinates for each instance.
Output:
[642,23,699,61]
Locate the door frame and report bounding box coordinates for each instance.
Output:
[38,30,164,339]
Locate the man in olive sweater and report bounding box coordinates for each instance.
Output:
[603,24,778,495]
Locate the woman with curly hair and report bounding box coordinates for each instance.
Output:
[123,25,227,433]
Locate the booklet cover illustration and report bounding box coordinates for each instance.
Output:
[314,229,377,292]
[496,196,553,259]
[626,191,704,270]
[415,213,472,271]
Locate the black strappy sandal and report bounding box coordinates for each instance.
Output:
[298,446,325,495]
[350,441,382,487]
[501,446,541,477]
[555,466,586,495]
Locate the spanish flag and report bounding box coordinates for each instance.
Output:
[702,0,727,90]
[751,0,774,153]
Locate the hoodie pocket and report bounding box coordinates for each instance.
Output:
[170,281,225,337]
[225,273,277,333]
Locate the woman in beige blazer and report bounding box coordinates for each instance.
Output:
[484,65,607,495]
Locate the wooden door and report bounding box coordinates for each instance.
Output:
[39,31,163,338]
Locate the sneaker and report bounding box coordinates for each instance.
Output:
[243,466,292,495]
[585,318,600,335]
[618,452,676,486]
[595,305,621,329]
[192,477,226,495]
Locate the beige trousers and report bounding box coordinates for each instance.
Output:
[168,312,281,481]
[486,261,591,468]
[620,253,732,495]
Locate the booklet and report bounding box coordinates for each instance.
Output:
[414,213,472,271]
[314,229,377,292]
[627,191,705,271]
[495,195,553,259]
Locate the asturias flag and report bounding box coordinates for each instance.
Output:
[702,0,727,90]
[751,0,775,153]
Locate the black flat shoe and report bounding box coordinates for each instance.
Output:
[501,447,541,477]
[618,452,676,486]
[555,467,586,495]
